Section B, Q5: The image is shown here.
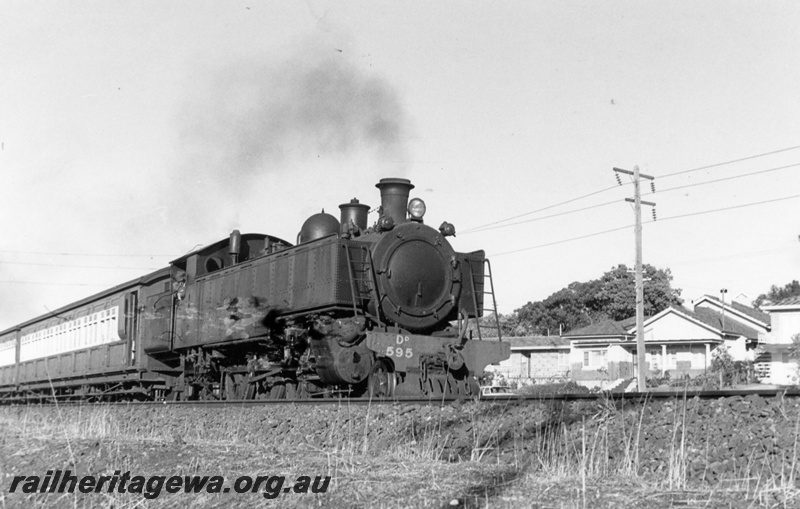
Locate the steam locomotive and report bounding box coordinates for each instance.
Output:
[0,178,510,401]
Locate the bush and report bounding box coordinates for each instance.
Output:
[515,381,592,396]
[708,346,757,387]
[646,371,671,388]
[668,346,759,389]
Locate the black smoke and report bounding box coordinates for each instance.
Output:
[176,45,409,188]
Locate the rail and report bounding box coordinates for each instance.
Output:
[6,387,800,407]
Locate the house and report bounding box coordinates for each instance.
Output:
[564,299,767,389]
[564,317,636,389]
[485,336,570,386]
[759,296,800,384]
[692,294,771,346]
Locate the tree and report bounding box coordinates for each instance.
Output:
[753,280,800,309]
[705,344,757,388]
[514,279,602,336]
[593,264,684,321]
[510,264,683,335]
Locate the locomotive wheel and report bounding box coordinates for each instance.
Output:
[269,384,286,400]
[367,360,395,399]
[297,381,313,399]
[427,377,445,396]
[244,380,256,400]
[198,386,213,400]
[224,374,236,400]
[225,373,247,400]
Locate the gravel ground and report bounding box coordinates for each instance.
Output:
[1,395,799,508]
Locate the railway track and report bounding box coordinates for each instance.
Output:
[7,386,800,407]
[4,382,798,491]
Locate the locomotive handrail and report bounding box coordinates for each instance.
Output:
[484,259,502,342]
[363,246,384,329]
[466,259,502,342]
[343,243,362,318]
[467,262,483,341]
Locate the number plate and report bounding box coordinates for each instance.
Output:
[365,331,449,372]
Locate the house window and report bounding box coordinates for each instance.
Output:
[665,346,678,369]
[583,349,607,369]
[557,351,570,372]
[684,345,706,368]
[646,347,662,370]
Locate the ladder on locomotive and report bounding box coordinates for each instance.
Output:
[464,259,502,342]
[343,244,383,327]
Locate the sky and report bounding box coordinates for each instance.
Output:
[1,1,799,331]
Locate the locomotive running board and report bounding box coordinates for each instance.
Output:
[365,331,511,376]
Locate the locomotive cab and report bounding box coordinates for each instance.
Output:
[171,233,293,285]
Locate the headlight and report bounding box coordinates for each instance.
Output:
[407,198,426,220]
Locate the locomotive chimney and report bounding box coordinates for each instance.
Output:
[376,178,414,226]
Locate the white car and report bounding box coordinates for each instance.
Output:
[479,386,514,398]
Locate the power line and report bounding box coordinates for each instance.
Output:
[659,144,800,180]
[649,193,800,223]
[469,159,800,236]
[1,260,161,270]
[491,224,632,257]
[462,198,620,234]
[664,246,796,267]
[0,280,113,287]
[0,249,172,258]
[645,162,800,196]
[460,184,619,234]
[462,144,800,235]
[490,193,800,258]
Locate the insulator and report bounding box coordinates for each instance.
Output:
[615,174,622,186]
[652,209,657,221]
[650,182,656,193]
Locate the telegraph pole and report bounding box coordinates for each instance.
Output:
[613,166,655,392]
[720,288,728,333]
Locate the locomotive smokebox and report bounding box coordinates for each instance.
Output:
[376,178,414,226]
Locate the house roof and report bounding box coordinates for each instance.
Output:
[697,294,771,326]
[772,295,800,307]
[684,306,761,339]
[503,335,570,349]
[635,306,719,336]
[563,305,761,342]
[731,300,771,324]
[563,320,634,338]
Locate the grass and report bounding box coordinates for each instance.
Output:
[1,396,799,508]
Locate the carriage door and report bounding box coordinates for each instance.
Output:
[142,282,174,356]
[124,291,138,365]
